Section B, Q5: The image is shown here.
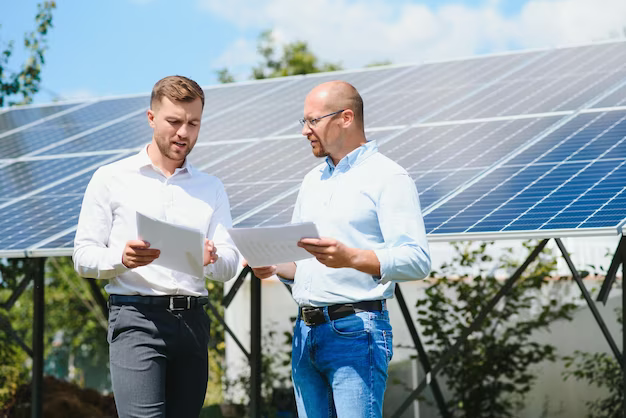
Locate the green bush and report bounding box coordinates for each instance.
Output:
[416,241,577,417]
[563,308,623,418]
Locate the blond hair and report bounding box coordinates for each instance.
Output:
[150,75,205,109]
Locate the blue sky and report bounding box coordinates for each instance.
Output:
[2,0,625,104]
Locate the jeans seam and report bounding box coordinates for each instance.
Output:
[369,315,375,418]
[383,330,390,363]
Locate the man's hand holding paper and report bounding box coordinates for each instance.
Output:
[297,237,356,269]
[204,238,219,265]
[122,239,161,269]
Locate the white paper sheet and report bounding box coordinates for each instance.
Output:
[227,222,320,267]
[136,212,205,278]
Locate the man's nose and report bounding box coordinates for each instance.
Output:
[177,124,189,138]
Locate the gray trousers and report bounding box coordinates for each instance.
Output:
[107,302,210,418]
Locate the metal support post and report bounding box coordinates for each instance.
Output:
[555,238,622,365]
[395,284,450,418]
[31,257,46,418]
[249,270,262,417]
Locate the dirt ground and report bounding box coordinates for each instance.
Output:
[1,376,117,418]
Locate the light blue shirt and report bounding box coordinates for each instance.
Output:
[286,140,431,307]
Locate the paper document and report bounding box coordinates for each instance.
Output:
[136,212,205,278]
[228,222,320,267]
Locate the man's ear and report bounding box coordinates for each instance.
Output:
[342,109,355,127]
[147,109,156,129]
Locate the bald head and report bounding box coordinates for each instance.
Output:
[306,81,364,129]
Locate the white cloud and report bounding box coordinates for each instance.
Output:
[211,37,259,79]
[516,0,626,47]
[58,88,98,101]
[200,0,626,72]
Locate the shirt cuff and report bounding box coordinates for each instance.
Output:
[109,246,129,276]
[373,248,393,285]
[276,273,294,285]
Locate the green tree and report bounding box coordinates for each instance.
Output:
[563,308,623,418]
[0,259,36,410]
[415,241,578,417]
[0,256,237,413]
[0,1,56,107]
[0,257,110,401]
[217,30,343,84]
[215,68,235,84]
[365,60,392,67]
[251,30,341,79]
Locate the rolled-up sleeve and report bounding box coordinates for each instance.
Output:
[73,168,128,279]
[373,174,431,284]
[204,181,240,282]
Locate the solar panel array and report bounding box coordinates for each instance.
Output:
[1,41,625,257]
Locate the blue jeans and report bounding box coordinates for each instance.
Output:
[291,305,393,418]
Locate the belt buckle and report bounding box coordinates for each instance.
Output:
[169,296,189,311]
[301,307,325,326]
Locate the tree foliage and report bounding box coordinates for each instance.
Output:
[251,30,342,79]
[0,259,36,410]
[220,325,293,416]
[0,256,110,410]
[563,308,623,418]
[215,68,235,84]
[0,1,56,107]
[415,241,578,417]
[216,29,343,83]
[365,60,392,68]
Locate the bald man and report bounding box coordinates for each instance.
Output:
[251,81,431,417]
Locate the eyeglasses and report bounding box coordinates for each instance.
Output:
[299,109,345,128]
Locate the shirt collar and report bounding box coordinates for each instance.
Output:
[325,140,378,173]
[135,144,194,177]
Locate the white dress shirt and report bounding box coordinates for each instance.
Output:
[73,145,240,296]
[287,140,431,306]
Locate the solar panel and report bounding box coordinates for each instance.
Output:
[592,84,626,108]
[0,155,115,198]
[1,40,625,257]
[0,102,83,135]
[0,97,148,158]
[424,109,626,238]
[365,51,542,126]
[429,42,626,121]
[201,66,410,142]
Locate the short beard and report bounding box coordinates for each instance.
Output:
[311,143,328,159]
[313,150,329,159]
[155,135,189,161]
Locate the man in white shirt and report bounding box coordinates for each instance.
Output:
[73,75,239,418]
[250,81,431,418]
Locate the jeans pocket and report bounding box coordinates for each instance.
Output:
[330,313,369,337]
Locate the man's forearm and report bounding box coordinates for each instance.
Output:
[275,262,297,280]
[349,248,381,276]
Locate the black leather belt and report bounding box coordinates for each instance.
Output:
[109,294,208,311]
[299,300,384,326]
